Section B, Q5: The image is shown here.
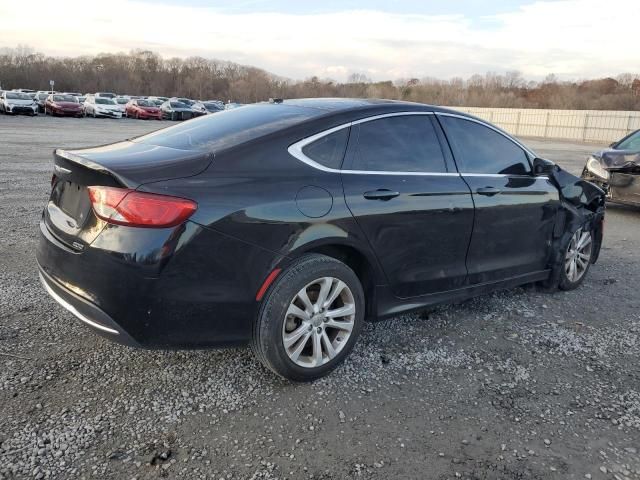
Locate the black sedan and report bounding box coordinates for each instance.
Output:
[160,100,197,120]
[581,129,640,206]
[37,99,605,381]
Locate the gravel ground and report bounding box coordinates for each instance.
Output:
[1,116,639,480]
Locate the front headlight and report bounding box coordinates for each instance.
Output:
[586,156,609,180]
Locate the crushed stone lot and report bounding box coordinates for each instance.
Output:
[1,115,639,480]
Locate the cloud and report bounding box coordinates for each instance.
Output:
[0,0,637,81]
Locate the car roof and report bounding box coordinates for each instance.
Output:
[280,97,459,114]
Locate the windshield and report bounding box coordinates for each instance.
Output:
[53,95,77,103]
[170,101,188,108]
[204,103,223,111]
[96,98,115,105]
[137,100,153,107]
[116,98,128,104]
[6,92,32,100]
[616,130,640,151]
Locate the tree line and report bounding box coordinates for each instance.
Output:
[1,46,639,110]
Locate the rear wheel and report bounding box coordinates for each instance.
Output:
[252,254,364,381]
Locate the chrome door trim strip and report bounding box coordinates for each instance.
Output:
[287,110,541,177]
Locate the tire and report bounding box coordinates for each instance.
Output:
[251,254,365,382]
[541,222,594,292]
[557,225,593,290]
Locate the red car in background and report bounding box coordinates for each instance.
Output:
[44,94,83,117]
[126,99,162,120]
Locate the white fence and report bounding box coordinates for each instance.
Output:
[446,107,640,144]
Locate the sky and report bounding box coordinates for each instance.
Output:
[0,0,638,82]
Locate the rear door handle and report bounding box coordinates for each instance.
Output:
[363,189,400,201]
[476,187,501,196]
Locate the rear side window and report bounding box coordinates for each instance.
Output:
[133,104,317,152]
[440,116,530,175]
[302,128,349,169]
[352,115,447,172]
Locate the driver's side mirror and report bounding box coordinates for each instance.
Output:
[533,157,556,176]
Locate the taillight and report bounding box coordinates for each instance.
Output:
[87,186,197,228]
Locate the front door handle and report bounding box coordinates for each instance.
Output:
[476,186,502,196]
[363,189,400,201]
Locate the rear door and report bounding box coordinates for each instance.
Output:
[438,114,560,284]
[342,113,474,298]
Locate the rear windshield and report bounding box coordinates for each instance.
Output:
[133,104,316,151]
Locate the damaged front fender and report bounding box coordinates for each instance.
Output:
[548,165,606,266]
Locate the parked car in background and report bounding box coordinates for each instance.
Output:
[0,91,38,115]
[95,92,117,99]
[12,88,37,96]
[45,94,83,117]
[192,101,224,115]
[83,95,123,118]
[34,92,49,113]
[160,99,196,120]
[63,92,83,98]
[148,96,168,106]
[77,95,86,104]
[36,99,605,381]
[176,97,195,107]
[125,99,162,120]
[582,129,640,207]
[114,96,130,116]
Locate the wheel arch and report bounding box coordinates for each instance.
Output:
[284,239,384,321]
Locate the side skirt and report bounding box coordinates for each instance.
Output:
[372,270,551,321]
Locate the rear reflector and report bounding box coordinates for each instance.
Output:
[87,186,197,228]
[256,268,282,301]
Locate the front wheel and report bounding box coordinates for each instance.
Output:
[252,254,365,381]
[559,226,593,290]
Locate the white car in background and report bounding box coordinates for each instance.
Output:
[0,91,38,115]
[83,95,123,118]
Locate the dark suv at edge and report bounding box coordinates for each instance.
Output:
[36,98,605,381]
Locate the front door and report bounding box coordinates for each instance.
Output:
[438,114,560,285]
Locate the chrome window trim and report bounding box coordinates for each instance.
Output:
[287,110,539,177]
[287,111,452,176]
[39,273,120,335]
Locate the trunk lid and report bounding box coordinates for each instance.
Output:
[45,141,211,249]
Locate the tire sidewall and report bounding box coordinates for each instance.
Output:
[558,224,592,291]
[256,255,365,381]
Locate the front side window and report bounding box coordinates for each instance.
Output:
[440,116,530,175]
[302,128,350,169]
[351,115,447,172]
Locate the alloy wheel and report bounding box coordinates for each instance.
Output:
[282,277,355,368]
[564,228,592,283]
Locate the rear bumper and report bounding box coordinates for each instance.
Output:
[38,267,140,347]
[36,217,283,348]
